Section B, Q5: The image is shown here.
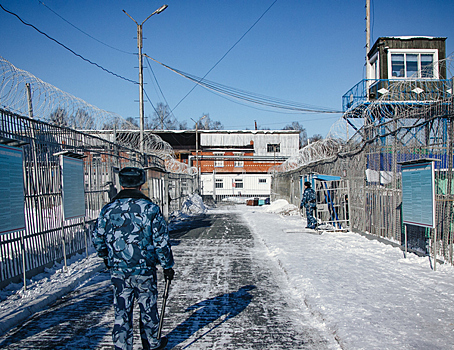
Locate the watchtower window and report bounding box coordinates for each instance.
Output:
[389,51,437,79]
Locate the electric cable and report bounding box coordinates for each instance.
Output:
[144,55,177,122]
[171,0,279,112]
[145,54,342,114]
[0,3,138,84]
[38,1,135,55]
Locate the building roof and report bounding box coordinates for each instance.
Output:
[381,36,445,40]
[369,36,447,57]
[197,129,301,134]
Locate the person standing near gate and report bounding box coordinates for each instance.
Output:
[92,167,175,350]
[301,181,317,229]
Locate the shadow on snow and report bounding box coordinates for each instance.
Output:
[0,272,112,350]
[166,285,256,349]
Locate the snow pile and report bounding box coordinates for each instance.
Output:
[262,199,300,216]
[179,193,207,215]
[169,194,207,222]
[221,196,247,204]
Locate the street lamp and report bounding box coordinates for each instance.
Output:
[191,115,207,193]
[123,5,168,154]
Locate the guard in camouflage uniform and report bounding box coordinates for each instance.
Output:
[92,167,174,350]
[300,181,317,229]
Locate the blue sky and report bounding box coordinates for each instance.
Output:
[1,0,453,138]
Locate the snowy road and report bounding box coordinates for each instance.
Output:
[0,206,339,349]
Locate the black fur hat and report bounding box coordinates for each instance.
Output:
[119,167,146,188]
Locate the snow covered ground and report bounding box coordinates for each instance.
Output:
[1,195,454,349]
[0,250,104,335]
[243,199,454,350]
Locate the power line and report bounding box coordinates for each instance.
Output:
[196,81,341,115]
[38,1,135,55]
[146,55,342,114]
[171,0,279,112]
[224,115,341,129]
[144,55,177,121]
[0,3,138,84]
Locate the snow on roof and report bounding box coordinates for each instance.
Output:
[379,36,446,40]
[197,129,301,134]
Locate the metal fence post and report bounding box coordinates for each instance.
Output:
[21,231,27,291]
[163,172,169,220]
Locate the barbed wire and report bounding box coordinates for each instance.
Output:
[341,56,453,142]
[268,138,343,173]
[0,56,195,174]
[272,56,454,173]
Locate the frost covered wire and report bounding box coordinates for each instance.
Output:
[0,56,121,129]
[341,56,454,144]
[0,56,194,174]
[269,138,343,173]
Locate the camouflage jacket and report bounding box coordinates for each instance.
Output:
[92,189,174,275]
[301,187,316,209]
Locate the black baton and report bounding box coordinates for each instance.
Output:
[157,277,171,339]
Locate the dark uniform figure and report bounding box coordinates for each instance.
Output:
[93,167,174,350]
[301,181,317,229]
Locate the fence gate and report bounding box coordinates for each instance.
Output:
[302,174,350,230]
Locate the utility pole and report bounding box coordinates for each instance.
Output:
[365,0,372,97]
[191,115,207,193]
[123,5,168,154]
[25,83,34,119]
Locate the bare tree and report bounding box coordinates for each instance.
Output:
[147,103,174,130]
[69,109,95,129]
[283,121,307,148]
[49,107,69,127]
[124,117,139,128]
[196,114,224,130]
[309,134,323,143]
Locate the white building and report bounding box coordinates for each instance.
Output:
[196,130,300,201]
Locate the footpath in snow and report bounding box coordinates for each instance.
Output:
[1,196,454,349]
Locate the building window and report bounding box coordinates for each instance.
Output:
[234,179,243,189]
[421,54,434,77]
[391,54,405,77]
[370,53,379,80]
[259,178,267,183]
[233,152,243,167]
[215,179,223,188]
[213,152,224,167]
[267,144,280,153]
[389,50,437,79]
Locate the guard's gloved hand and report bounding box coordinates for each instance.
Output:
[103,258,110,269]
[164,268,175,281]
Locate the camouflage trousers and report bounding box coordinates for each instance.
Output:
[111,270,160,350]
[305,206,317,228]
